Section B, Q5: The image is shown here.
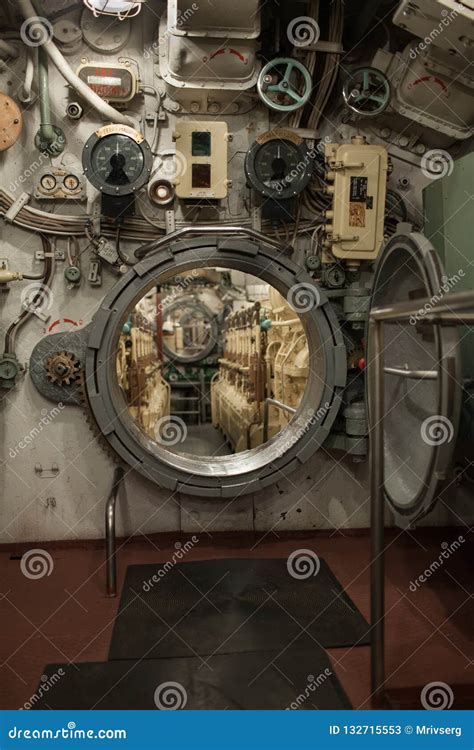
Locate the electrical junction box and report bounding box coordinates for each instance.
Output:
[392,0,474,63]
[173,121,229,199]
[324,137,389,263]
[76,62,140,103]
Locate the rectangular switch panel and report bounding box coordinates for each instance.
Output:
[324,139,389,262]
[174,121,229,199]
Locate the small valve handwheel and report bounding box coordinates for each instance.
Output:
[257,58,312,113]
[342,67,391,117]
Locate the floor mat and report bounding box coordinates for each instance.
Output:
[109,558,369,661]
[32,648,351,709]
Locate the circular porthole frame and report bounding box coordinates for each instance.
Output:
[84,236,346,498]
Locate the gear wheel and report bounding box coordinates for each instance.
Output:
[77,372,121,463]
[45,351,81,385]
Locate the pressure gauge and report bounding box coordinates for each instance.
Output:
[63,174,80,191]
[245,128,313,201]
[40,174,57,192]
[82,124,152,219]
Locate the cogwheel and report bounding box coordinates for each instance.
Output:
[76,371,121,463]
[45,351,81,385]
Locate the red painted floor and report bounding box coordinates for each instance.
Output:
[0,529,472,709]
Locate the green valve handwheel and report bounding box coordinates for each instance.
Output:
[257,58,312,112]
[342,67,391,117]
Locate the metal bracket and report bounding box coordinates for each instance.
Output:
[165,208,176,234]
[135,224,291,260]
[35,463,59,478]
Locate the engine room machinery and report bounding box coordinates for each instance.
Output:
[0,0,472,551]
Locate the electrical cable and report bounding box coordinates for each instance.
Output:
[4,235,54,355]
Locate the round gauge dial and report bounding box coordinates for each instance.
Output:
[82,126,152,196]
[40,174,57,191]
[254,140,301,194]
[245,129,313,200]
[91,134,143,187]
[63,174,80,191]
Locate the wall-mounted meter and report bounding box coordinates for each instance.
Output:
[34,167,86,201]
[173,121,229,200]
[76,63,139,103]
[82,124,152,219]
[245,128,313,220]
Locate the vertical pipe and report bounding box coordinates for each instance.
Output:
[38,47,56,144]
[369,317,386,706]
[155,286,163,359]
[105,466,125,598]
[263,398,270,444]
[199,367,206,424]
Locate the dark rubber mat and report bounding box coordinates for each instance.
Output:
[33,648,351,709]
[109,558,369,661]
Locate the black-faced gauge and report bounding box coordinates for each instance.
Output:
[82,124,152,219]
[245,128,313,201]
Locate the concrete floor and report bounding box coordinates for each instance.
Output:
[0,528,472,710]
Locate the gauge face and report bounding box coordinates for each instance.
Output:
[40,174,57,191]
[63,174,80,191]
[245,132,313,200]
[91,134,144,188]
[254,140,301,195]
[83,127,152,197]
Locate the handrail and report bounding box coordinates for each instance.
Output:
[135,225,291,259]
[368,290,474,706]
[263,397,297,443]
